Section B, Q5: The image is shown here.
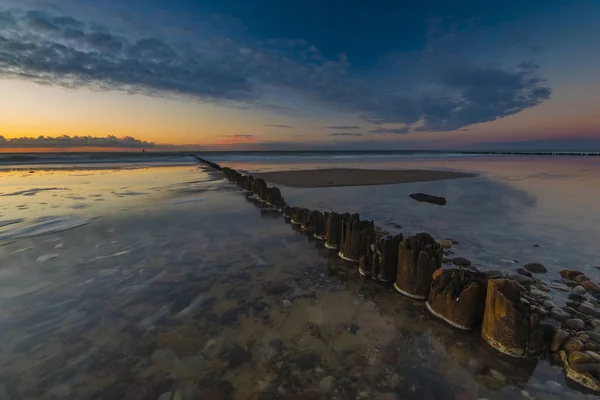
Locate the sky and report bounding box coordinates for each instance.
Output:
[0,0,599,151]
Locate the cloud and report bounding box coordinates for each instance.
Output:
[216,134,257,145]
[0,135,155,148]
[0,7,552,132]
[370,127,409,135]
[326,125,362,130]
[329,132,364,137]
[223,134,254,138]
[265,124,293,128]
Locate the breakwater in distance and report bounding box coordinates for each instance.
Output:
[194,155,600,394]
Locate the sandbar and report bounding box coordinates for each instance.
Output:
[256,168,475,188]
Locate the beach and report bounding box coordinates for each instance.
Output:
[1,152,600,400]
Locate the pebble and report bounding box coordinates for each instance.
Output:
[523,262,548,273]
[586,331,600,343]
[564,318,585,331]
[438,239,453,248]
[563,338,584,352]
[453,257,471,267]
[568,351,592,365]
[586,351,600,363]
[509,274,533,286]
[580,303,600,318]
[591,319,600,327]
[561,269,584,280]
[516,268,533,278]
[584,342,597,351]
[574,274,591,283]
[572,286,587,296]
[543,300,558,309]
[551,329,570,352]
[530,289,550,299]
[264,281,290,295]
[550,308,570,322]
[158,392,172,400]
[578,334,590,342]
[282,299,292,308]
[319,376,336,394]
[581,281,600,292]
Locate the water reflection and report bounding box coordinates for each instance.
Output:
[0,161,597,399]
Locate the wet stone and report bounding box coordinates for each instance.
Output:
[572,286,587,296]
[552,329,570,352]
[580,303,600,318]
[228,345,252,369]
[264,281,290,295]
[452,257,471,267]
[523,262,548,273]
[561,269,584,280]
[516,268,533,278]
[319,376,336,394]
[564,338,585,352]
[292,352,320,371]
[395,366,454,400]
[550,308,570,322]
[565,318,586,331]
[510,274,533,286]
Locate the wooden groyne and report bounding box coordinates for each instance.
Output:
[194,155,600,394]
[459,151,600,156]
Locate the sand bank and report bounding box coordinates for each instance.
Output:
[256,168,475,188]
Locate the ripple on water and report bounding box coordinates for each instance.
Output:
[0,215,95,240]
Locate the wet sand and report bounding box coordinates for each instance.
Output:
[256,168,475,188]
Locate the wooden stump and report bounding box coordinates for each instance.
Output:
[378,234,403,282]
[481,279,544,358]
[426,268,487,330]
[394,233,442,299]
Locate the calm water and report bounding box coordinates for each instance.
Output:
[1,155,599,399]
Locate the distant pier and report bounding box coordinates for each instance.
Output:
[459,151,600,156]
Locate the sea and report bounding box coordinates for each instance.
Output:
[1,150,600,399]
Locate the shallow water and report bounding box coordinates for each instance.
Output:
[0,158,599,399]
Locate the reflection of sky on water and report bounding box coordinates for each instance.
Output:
[0,157,598,399]
[226,156,600,280]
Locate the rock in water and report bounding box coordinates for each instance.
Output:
[560,350,600,394]
[324,212,342,249]
[378,234,403,282]
[561,269,584,280]
[481,279,544,358]
[523,262,548,273]
[394,233,442,299]
[427,268,487,330]
[409,193,447,206]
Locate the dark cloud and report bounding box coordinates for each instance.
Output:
[0,7,552,132]
[326,125,362,130]
[329,132,364,137]
[370,127,409,135]
[0,135,155,148]
[265,124,293,128]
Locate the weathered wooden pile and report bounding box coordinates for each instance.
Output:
[196,156,600,394]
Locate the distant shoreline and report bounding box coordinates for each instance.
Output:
[256,168,475,188]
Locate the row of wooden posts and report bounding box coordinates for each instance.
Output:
[196,157,545,360]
